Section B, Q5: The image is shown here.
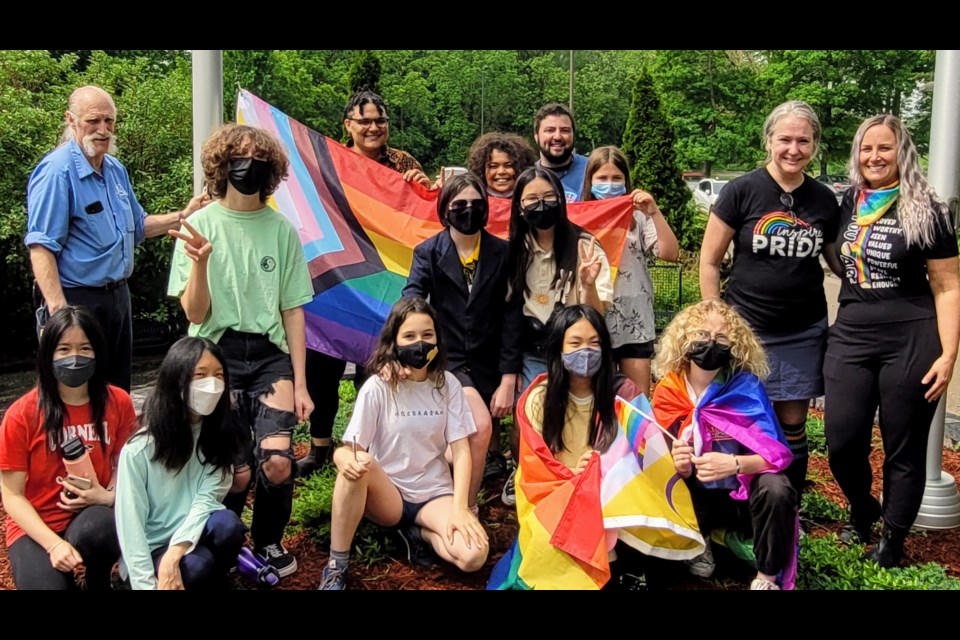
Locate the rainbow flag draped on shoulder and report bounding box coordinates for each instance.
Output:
[487,375,703,590]
[236,90,634,365]
[652,370,799,590]
[652,371,792,500]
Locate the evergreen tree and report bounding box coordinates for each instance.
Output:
[621,71,699,250]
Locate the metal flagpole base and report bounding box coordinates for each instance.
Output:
[914,472,960,530]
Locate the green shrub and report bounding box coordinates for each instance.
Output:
[798,534,960,590]
[806,413,827,455]
[801,490,847,523]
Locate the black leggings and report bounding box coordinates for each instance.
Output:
[7,505,120,590]
[824,316,942,534]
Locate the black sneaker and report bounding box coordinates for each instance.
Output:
[483,451,508,481]
[396,526,439,568]
[257,543,298,578]
[317,559,347,590]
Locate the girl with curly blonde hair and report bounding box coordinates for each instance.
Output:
[652,299,798,590]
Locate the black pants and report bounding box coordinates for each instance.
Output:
[219,331,297,550]
[7,505,120,590]
[63,283,132,391]
[305,350,346,441]
[686,473,797,576]
[824,316,941,534]
[149,510,246,590]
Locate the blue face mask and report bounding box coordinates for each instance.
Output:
[590,182,627,200]
[561,347,603,378]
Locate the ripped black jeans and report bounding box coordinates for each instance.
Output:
[219,330,298,551]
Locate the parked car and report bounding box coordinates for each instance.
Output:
[434,165,468,184]
[815,174,850,202]
[692,179,729,213]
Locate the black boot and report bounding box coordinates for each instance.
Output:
[863,527,905,568]
[839,497,882,545]
[297,444,330,478]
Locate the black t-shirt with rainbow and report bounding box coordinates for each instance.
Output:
[713,168,840,333]
[833,188,958,324]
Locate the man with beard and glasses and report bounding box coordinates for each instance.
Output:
[533,103,590,203]
[25,85,208,391]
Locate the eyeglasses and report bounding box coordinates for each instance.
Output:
[449,199,486,213]
[689,330,731,346]
[346,116,389,128]
[780,192,797,223]
[520,194,560,209]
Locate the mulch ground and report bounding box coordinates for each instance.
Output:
[3,429,959,590]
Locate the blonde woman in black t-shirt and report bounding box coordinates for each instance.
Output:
[824,114,959,568]
[699,101,840,497]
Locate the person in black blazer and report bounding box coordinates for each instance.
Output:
[403,173,523,511]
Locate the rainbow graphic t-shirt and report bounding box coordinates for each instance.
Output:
[751,211,821,258]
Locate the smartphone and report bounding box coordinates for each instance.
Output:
[64,474,92,499]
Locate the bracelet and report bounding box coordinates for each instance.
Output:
[46,540,65,555]
[733,455,741,475]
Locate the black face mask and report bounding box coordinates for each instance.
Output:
[228,157,271,196]
[52,355,96,388]
[687,340,732,372]
[396,341,438,370]
[522,200,561,230]
[447,203,488,235]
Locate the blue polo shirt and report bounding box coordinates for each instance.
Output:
[536,152,588,203]
[25,140,147,288]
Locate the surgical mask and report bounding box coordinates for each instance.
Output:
[561,347,602,378]
[522,199,560,230]
[396,341,438,370]
[590,182,627,200]
[187,377,225,416]
[52,355,96,388]
[687,340,732,372]
[228,157,271,196]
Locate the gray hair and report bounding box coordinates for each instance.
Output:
[762,100,822,163]
[848,114,950,248]
[58,86,116,147]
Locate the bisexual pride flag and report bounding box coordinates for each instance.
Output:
[237,90,634,365]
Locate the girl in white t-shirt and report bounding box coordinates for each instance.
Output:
[318,297,489,589]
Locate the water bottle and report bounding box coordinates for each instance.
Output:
[61,435,96,499]
[236,547,280,587]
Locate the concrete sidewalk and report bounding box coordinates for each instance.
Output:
[822,270,960,445]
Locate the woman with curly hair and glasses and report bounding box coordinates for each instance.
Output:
[824,114,960,567]
[653,299,797,590]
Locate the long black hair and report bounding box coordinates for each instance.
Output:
[540,305,617,455]
[37,306,109,451]
[139,337,238,475]
[507,167,586,300]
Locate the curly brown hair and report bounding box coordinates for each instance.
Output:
[201,124,289,202]
[466,132,537,189]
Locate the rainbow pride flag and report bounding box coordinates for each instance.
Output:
[236,90,634,365]
[487,376,703,590]
[652,370,798,589]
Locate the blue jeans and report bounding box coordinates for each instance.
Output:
[150,509,246,590]
[520,352,548,394]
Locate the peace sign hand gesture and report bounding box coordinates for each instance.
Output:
[578,239,602,287]
[168,216,213,264]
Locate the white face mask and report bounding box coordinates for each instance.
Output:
[187,377,225,416]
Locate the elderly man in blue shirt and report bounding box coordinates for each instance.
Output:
[26,85,208,391]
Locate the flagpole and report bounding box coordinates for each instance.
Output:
[191,50,223,195]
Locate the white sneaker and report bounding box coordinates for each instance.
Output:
[685,539,715,578]
[750,577,780,590]
[501,468,517,506]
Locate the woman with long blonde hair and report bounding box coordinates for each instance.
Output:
[824,114,960,567]
[653,300,797,590]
